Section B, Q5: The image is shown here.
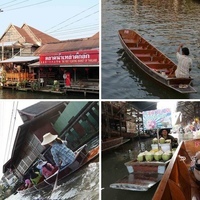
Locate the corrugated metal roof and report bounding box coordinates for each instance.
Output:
[22,24,60,44]
[0,56,39,63]
[34,32,99,55]
[19,101,67,122]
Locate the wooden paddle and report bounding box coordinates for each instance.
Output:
[49,169,59,198]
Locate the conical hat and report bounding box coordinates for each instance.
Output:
[41,132,58,145]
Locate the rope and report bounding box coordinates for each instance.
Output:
[179,155,186,162]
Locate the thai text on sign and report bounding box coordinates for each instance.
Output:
[39,49,99,65]
[143,108,172,130]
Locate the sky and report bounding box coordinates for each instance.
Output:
[0,0,99,40]
[0,100,39,178]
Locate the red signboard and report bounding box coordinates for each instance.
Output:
[39,49,99,65]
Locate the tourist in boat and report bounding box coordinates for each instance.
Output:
[36,159,55,178]
[175,43,192,78]
[160,129,178,148]
[41,132,76,169]
[24,178,32,188]
[29,168,42,185]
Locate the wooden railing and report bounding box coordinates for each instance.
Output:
[6,72,29,81]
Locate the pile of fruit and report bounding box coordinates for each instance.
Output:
[152,137,171,144]
[137,137,174,162]
[137,149,173,162]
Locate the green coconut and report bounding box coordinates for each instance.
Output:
[159,137,165,144]
[152,138,158,144]
[162,152,171,161]
[154,151,163,161]
[165,139,171,143]
[137,152,145,162]
[145,152,154,161]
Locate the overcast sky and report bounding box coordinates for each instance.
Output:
[0,0,99,40]
[0,100,39,178]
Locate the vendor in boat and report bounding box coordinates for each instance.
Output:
[175,43,192,78]
[41,132,76,170]
[30,168,43,185]
[37,159,55,178]
[160,129,178,148]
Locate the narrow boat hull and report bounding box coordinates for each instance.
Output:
[17,144,99,195]
[118,29,196,94]
[110,159,169,192]
[102,137,130,152]
[110,173,163,191]
[152,139,200,200]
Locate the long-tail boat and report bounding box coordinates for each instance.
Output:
[118,29,196,94]
[152,139,200,200]
[110,158,170,191]
[17,144,99,195]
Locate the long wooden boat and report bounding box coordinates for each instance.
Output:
[110,159,170,191]
[152,139,200,200]
[102,137,130,152]
[118,29,196,94]
[17,144,99,195]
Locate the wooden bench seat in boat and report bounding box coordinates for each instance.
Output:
[144,63,174,69]
[130,48,157,54]
[168,78,191,85]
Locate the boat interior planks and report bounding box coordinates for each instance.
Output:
[17,144,99,195]
[118,29,197,94]
[152,139,200,200]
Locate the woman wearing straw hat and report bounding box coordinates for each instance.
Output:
[41,132,76,169]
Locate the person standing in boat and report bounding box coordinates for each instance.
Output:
[41,132,76,170]
[36,159,55,178]
[175,43,192,78]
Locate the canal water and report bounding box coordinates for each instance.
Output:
[102,0,200,99]
[0,89,98,99]
[102,137,156,200]
[6,162,99,200]
[102,133,192,200]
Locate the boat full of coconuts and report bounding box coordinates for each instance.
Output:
[110,137,175,191]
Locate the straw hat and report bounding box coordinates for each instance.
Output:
[41,132,58,145]
[36,160,47,170]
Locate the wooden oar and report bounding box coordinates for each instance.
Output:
[49,169,59,198]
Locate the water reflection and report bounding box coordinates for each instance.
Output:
[102,0,200,99]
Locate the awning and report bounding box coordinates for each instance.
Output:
[0,41,23,47]
[29,61,98,68]
[0,56,39,63]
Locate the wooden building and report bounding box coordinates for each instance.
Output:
[3,101,99,179]
[0,24,99,92]
[102,102,157,151]
[0,23,59,85]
